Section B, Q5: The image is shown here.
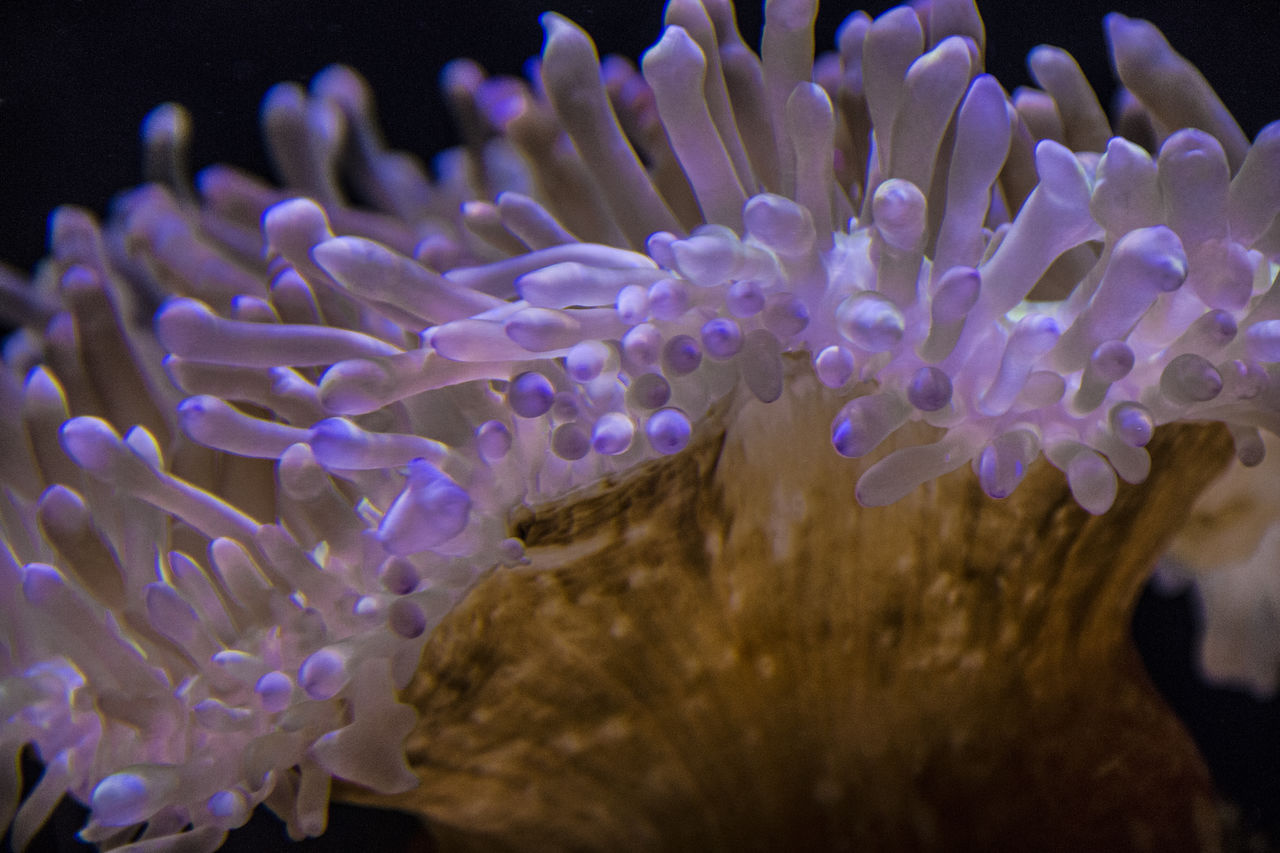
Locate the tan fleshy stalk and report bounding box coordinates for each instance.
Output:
[348,366,1231,851]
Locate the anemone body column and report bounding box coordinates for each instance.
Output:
[356,367,1229,853]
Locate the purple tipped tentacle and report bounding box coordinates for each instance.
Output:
[975,427,1039,499]
[977,313,1060,416]
[643,25,748,231]
[854,424,985,506]
[1069,340,1134,415]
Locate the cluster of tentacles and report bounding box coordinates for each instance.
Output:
[1,0,1279,849]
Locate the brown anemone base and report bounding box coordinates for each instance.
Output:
[349,370,1234,852]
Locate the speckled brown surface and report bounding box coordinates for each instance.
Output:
[338,368,1236,851]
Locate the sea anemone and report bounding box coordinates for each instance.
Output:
[1164,432,1280,698]
[2,0,1279,850]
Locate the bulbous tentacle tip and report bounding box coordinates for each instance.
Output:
[90,768,180,828]
[58,416,125,476]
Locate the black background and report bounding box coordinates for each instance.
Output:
[1,0,1278,850]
